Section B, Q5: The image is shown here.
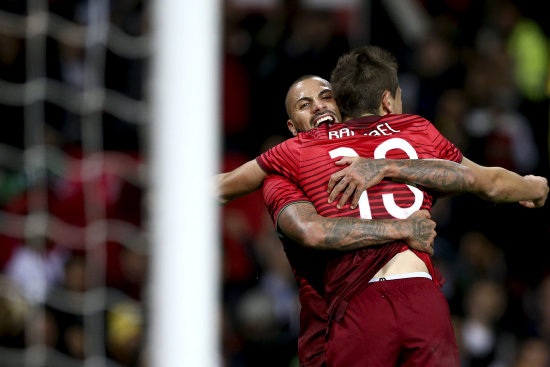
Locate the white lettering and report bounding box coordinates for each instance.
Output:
[330,123,400,139]
[374,138,423,218]
[340,128,353,137]
[328,138,423,219]
[377,123,389,135]
[386,123,400,133]
[329,128,357,139]
[328,147,371,219]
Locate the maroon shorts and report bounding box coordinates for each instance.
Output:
[325,277,460,367]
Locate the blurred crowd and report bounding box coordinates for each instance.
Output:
[0,0,148,366]
[0,0,549,367]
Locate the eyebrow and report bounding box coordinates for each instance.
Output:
[295,96,312,107]
[319,90,333,98]
[294,89,333,108]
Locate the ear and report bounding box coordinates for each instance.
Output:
[381,90,393,115]
[287,119,298,136]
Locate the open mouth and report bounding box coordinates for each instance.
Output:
[314,113,336,127]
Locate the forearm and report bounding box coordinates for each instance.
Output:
[384,159,475,194]
[278,202,410,251]
[462,158,548,203]
[474,167,540,202]
[214,159,267,205]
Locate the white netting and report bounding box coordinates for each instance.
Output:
[0,1,150,366]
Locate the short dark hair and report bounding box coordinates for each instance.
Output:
[330,46,399,119]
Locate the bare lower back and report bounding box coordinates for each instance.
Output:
[372,249,429,279]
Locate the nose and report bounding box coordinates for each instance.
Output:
[312,97,327,112]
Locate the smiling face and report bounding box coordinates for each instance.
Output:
[285,76,342,136]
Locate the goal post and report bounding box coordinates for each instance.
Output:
[149,0,221,366]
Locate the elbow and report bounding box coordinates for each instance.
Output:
[277,204,329,249]
[296,222,327,250]
[462,165,477,193]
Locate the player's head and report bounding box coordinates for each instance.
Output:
[285,75,342,136]
[330,45,402,119]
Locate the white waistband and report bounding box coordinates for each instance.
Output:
[369,271,432,283]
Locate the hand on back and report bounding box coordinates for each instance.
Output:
[327,157,385,209]
[404,210,436,256]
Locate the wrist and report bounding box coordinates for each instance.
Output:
[396,218,413,241]
[383,159,399,178]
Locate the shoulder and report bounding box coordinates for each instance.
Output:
[394,114,435,131]
[388,114,430,124]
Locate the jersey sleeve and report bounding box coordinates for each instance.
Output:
[256,138,301,182]
[262,174,310,232]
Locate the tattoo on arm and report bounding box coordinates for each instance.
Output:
[390,160,475,194]
[278,203,409,251]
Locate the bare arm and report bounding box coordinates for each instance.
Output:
[214,159,268,205]
[327,156,548,209]
[328,157,475,209]
[461,157,548,207]
[278,202,436,255]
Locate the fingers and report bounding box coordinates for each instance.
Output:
[328,176,350,203]
[427,228,436,256]
[350,190,363,209]
[334,157,356,166]
[519,200,535,209]
[337,184,357,209]
[327,170,346,194]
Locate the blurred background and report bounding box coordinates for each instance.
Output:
[0,0,549,366]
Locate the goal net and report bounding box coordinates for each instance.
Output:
[1,0,221,365]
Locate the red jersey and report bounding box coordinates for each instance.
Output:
[263,175,329,367]
[257,114,463,323]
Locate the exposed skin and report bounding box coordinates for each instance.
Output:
[328,158,475,209]
[215,160,266,206]
[216,77,342,206]
[285,76,342,135]
[328,157,548,210]
[278,203,436,255]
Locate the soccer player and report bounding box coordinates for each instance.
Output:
[252,46,548,366]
